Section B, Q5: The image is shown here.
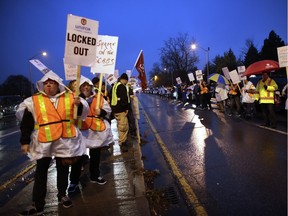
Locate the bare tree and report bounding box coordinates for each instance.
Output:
[159,33,198,84]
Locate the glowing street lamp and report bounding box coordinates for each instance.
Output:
[29,51,47,95]
[191,44,210,78]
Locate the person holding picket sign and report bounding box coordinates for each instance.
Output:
[68,75,113,193]
[16,71,89,215]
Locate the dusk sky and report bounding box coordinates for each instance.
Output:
[0,0,287,86]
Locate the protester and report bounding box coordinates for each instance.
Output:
[127,83,137,136]
[68,75,113,193]
[200,81,211,109]
[254,72,278,128]
[193,81,201,108]
[242,78,256,118]
[215,83,228,113]
[228,83,241,117]
[16,71,89,215]
[111,73,130,152]
[67,79,90,171]
[281,82,288,110]
[67,80,77,93]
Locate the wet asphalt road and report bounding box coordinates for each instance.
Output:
[0,95,287,215]
[138,93,287,216]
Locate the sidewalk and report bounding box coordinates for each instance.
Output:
[0,119,150,216]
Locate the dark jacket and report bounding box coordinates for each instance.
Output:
[111,82,129,114]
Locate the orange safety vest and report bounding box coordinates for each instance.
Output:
[33,92,76,143]
[200,84,209,94]
[229,85,238,95]
[78,94,106,132]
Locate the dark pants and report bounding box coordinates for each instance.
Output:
[127,109,136,134]
[89,148,101,179]
[70,148,101,183]
[69,156,84,184]
[261,103,276,126]
[229,95,241,114]
[33,157,69,211]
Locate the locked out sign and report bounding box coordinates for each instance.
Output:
[64,14,99,67]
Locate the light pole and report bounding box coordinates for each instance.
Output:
[29,51,47,95]
[164,67,173,86]
[191,44,210,79]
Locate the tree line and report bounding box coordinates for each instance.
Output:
[0,30,286,98]
[150,30,286,87]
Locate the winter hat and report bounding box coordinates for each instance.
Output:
[92,77,100,85]
[120,73,128,81]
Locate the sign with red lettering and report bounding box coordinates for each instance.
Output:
[64,14,99,67]
[91,35,118,75]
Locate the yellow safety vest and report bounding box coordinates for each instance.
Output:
[77,94,106,131]
[111,82,130,106]
[33,92,76,143]
[255,78,278,104]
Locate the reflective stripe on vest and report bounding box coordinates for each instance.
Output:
[78,95,106,132]
[33,92,76,142]
[257,78,277,104]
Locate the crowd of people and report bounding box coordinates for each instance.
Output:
[147,72,286,129]
[16,71,137,215]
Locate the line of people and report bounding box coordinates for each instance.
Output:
[16,71,137,215]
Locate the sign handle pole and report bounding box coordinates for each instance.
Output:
[73,65,81,119]
[96,73,103,109]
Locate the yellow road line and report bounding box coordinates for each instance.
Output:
[140,102,208,216]
[0,163,36,192]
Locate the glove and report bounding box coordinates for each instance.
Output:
[264,85,267,90]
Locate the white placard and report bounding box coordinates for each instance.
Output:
[222,67,230,80]
[64,62,78,80]
[188,73,195,82]
[176,77,182,84]
[64,14,99,67]
[195,70,203,81]
[126,70,131,79]
[106,74,117,85]
[237,66,246,80]
[91,35,119,74]
[277,46,288,67]
[229,70,241,84]
[29,59,50,74]
[114,69,119,79]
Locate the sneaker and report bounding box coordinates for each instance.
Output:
[58,196,73,208]
[90,177,107,185]
[68,184,79,193]
[18,207,44,216]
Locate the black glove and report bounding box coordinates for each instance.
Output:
[264,85,267,90]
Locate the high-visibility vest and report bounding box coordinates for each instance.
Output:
[229,85,238,95]
[77,95,106,131]
[255,78,278,104]
[200,84,209,94]
[33,92,76,143]
[111,82,130,106]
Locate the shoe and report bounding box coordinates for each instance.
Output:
[59,196,73,208]
[68,184,79,193]
[18,207,44,216]
[90,177,107,185]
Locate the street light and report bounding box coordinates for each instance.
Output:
[164,68,173,86]
[191,44,210,78]
[29,51,47,95]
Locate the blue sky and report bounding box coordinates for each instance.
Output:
[0,0,287,85]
